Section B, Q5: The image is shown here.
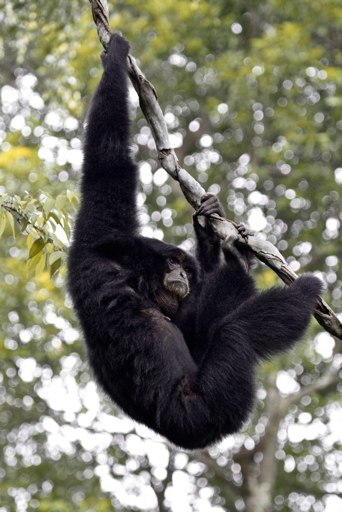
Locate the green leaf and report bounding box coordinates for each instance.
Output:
[20,218,28,232]
[0,211,6,237]
[66,189,75,202]
[43,197,55,216]
[36,253,47,274]
[50,257,62,277]
[28,238,45,259]
[67,189,79,209]
[55,195,66,210]
[49,251,66,265]
[5,211,16,238]
[48,211,62,225]
[27,251,42,273]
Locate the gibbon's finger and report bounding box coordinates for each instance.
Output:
[200,195,225,216]
[236,223,254,239]
[196,203,223,218]
[200,196,217,208]
[196,198,218,215]
[200,193,215,203]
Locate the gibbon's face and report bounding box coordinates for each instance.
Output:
[163,256,190,300]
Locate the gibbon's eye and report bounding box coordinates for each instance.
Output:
[168,257,178,267]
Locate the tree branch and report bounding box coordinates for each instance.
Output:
[1,197,51,241]
[88,0,342,341]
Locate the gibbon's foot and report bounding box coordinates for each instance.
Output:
[221,224,255,272]
[289,274,323,303]
[236,222,254,240]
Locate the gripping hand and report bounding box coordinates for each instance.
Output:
[194,194,225,221]
[100,33,130,70]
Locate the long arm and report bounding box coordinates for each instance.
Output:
[76,34,138,242]
[193,194,224,272]
[84,36,132,172]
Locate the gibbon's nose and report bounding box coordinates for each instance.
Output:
[180,270,187,280]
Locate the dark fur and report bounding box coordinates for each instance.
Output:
[68,34,322,450]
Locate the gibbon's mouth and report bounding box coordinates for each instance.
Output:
[168,278,187,285]
[166,280,190,299]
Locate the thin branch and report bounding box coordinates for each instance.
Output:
[1,197,61,251]
[2,198,46,238]
[88,0,342,341]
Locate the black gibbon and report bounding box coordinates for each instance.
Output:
[68,34,322,449]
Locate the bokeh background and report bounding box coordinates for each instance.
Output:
[0,1,342,511]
